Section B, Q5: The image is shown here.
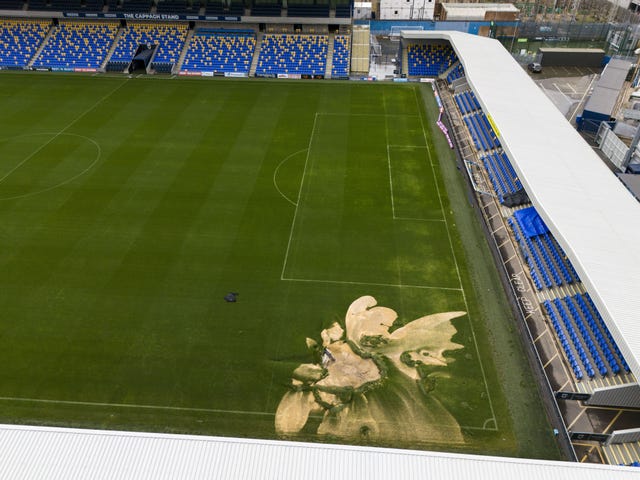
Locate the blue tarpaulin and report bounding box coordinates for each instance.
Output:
[513,207,549,238]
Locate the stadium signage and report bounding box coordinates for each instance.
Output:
[555,391,591,401]
[124,13,180,20]
[62,12,241,21]
[569,432,610,442]
[510,272,535,315]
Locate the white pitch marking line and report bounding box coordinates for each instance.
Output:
[0,395,495,431]
[388,145,428,149]
[0,78,128,186]
[282,276,463,292]
[383,91,405,292]
[385,123,397,219]
[280,113,317,280]
[394,217,445,222]
[413,86,498,428]
[318,112,419,118]
[272,148,308,207]
[0,396,276,417]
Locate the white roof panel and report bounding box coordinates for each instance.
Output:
[0,424,638,479]
[406,31,640,377]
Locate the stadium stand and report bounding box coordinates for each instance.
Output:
[0,0,25,8]
[50,0,82,10]
[287,0,329,17]
[84,0,105,10]
[543,294,631,381]
[334,0,350,17]
[251,0,281,16]
[407,43,457,77]
[117,0,151,12]
[32,20,118,70]
[155,0,192,13]
[255,33,327,77]
[181,28,256,75]
[204,0,222,13]
[331,34,350,79]
[27,0,50,10]
[445,70,633,388]
[0,18,49,69]
[106,22,188,73]
[503,205,631,382]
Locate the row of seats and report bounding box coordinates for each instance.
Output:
[446,62,464,83]
[561,296,620,376]
[0,0,25,9]
[454,90,480,115]
[464,112,500,152]
[509,213,577,290]
[544,299,591,380]
[581,293,631,373]
[509,216,551,290]
[255,34,327,76]
[205,1,243,15]
[33,20,118,69]
[331,34,349,78]
[0,18,49,68]
[182,30,255,74]
[407,43,457,77]
[483,152,521,203]
[536,232,578,284]
[543,294,631,381]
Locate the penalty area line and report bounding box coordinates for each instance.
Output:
[0,396,276,417]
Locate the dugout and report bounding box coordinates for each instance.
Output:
[538,48,605,68]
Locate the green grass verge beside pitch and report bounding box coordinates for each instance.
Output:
[0,73,558,458]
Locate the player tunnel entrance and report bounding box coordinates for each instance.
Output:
[128,44,157,74]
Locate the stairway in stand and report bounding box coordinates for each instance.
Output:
[173,27,194,74]
[249,32,264,77]
[324,32,335,79]
[28,22,55,68]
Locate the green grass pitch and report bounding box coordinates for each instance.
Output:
[0,73,560,458]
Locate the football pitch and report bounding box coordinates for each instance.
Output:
[0,73,560,458]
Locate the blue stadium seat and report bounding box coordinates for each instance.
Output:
[331,34,350,79]
[181,29,256,75]
[407,43,457,77]
[33,20,118,70]
[255,34,328,77]
[0,18,50,69]
[447,62,464,83]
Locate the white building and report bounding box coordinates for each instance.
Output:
[379,0,436,20]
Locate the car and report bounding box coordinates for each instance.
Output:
[528,62,543,73]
